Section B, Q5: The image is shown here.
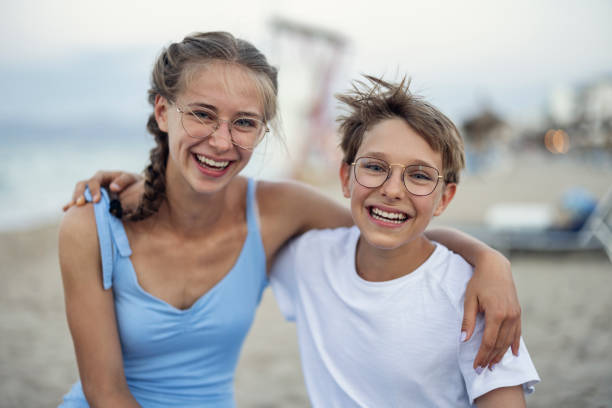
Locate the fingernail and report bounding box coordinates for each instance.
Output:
[489,364,496,372]
[475,366,484,375]
[76,196,85,205]
[94,194,100,202]
[460,331,467,342]
[110,182,120,190]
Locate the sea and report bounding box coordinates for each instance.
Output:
[0,117,296,232]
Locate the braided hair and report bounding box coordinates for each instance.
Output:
[123,32,279,221]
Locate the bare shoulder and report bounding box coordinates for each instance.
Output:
[59,203,97,249]
[59,204,101,281]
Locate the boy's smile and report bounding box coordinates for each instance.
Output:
[367,205,410,226]
[340,117,456,256]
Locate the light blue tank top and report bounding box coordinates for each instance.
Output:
[60,179,268,408]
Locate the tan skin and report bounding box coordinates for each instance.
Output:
[60,63,521,406]
[476,385,526,407]
[70,174,521,364]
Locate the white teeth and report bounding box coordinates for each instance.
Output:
[196,154,229,169]
[371,207,407,223]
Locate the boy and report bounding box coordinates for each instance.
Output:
[270,76,539,407]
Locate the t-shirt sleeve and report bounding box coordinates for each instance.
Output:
[458,313,541,404]
[269,237,301,322]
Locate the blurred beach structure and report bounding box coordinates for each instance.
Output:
[2,2,612,407]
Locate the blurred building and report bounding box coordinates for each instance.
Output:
[463,110,513,148]
[548,77,612,151]
[461,110,514,173]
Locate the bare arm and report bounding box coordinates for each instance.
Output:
[257,180,352,270]
[59,205,140,407]
[270,180,353,234]
[475,385,525,408]
[426,227,521,370]
[64,171,520,370]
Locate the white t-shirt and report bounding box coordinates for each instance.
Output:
[270,226,539,408]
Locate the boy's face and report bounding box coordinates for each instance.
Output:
[340,117,456,251]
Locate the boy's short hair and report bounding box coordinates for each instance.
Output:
[336,75,465,184]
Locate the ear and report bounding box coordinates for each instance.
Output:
[154,94,169,132]
[433,183,457,216]
[339,162,352,198]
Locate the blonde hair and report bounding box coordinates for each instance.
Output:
[336,75,465,184]
[126,32,279,221]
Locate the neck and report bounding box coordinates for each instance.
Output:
[355,235,435,282]
[151,166,238,238]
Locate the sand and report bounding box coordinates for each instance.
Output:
[2,153,612,407]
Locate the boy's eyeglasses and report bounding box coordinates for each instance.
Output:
[175,103,269,150]
[351,157,443,196]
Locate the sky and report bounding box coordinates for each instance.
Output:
[1,0,611,228]
[1,0,611,126]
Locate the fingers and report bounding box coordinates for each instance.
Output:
[511,319,521,356]
[476,305,522,371]
[110,172,138,193]
[490,305,521,366]
[486,322,521,370]
[473,310,502,370]
[485,318,514,369]
[62,180,90,212]
[62,170,133,212]
[88,173,103,203]
[461,294,478,343]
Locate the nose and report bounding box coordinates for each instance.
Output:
[207,120,233,151]
[380,167,405,200]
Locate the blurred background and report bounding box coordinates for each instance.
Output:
[1,0,611,407]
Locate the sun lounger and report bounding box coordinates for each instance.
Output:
[458,186,612,262]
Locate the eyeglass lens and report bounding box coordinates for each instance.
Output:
[354,157,440,196]
[179,106,265,149]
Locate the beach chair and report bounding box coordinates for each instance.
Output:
[579,186,612,262]
[459,186,612,261]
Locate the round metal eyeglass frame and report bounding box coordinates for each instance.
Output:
[174,102,269,151]
[351,156,444,196]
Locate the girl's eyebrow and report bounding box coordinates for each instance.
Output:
[186,102,217,111]
[185,103,261,118]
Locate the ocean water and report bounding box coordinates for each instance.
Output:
[1,128,152,232]
[0,120,292,232]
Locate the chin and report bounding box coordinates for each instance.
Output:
[188,161,245,192]
[359,229,409,251]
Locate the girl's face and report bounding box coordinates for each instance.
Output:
[155,61,266,195]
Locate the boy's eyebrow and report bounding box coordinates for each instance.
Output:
[363,152,439,169]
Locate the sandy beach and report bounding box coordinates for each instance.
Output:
[2,153,612,407]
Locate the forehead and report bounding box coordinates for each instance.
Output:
[357,118,443,169]
[180,61,264,113]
